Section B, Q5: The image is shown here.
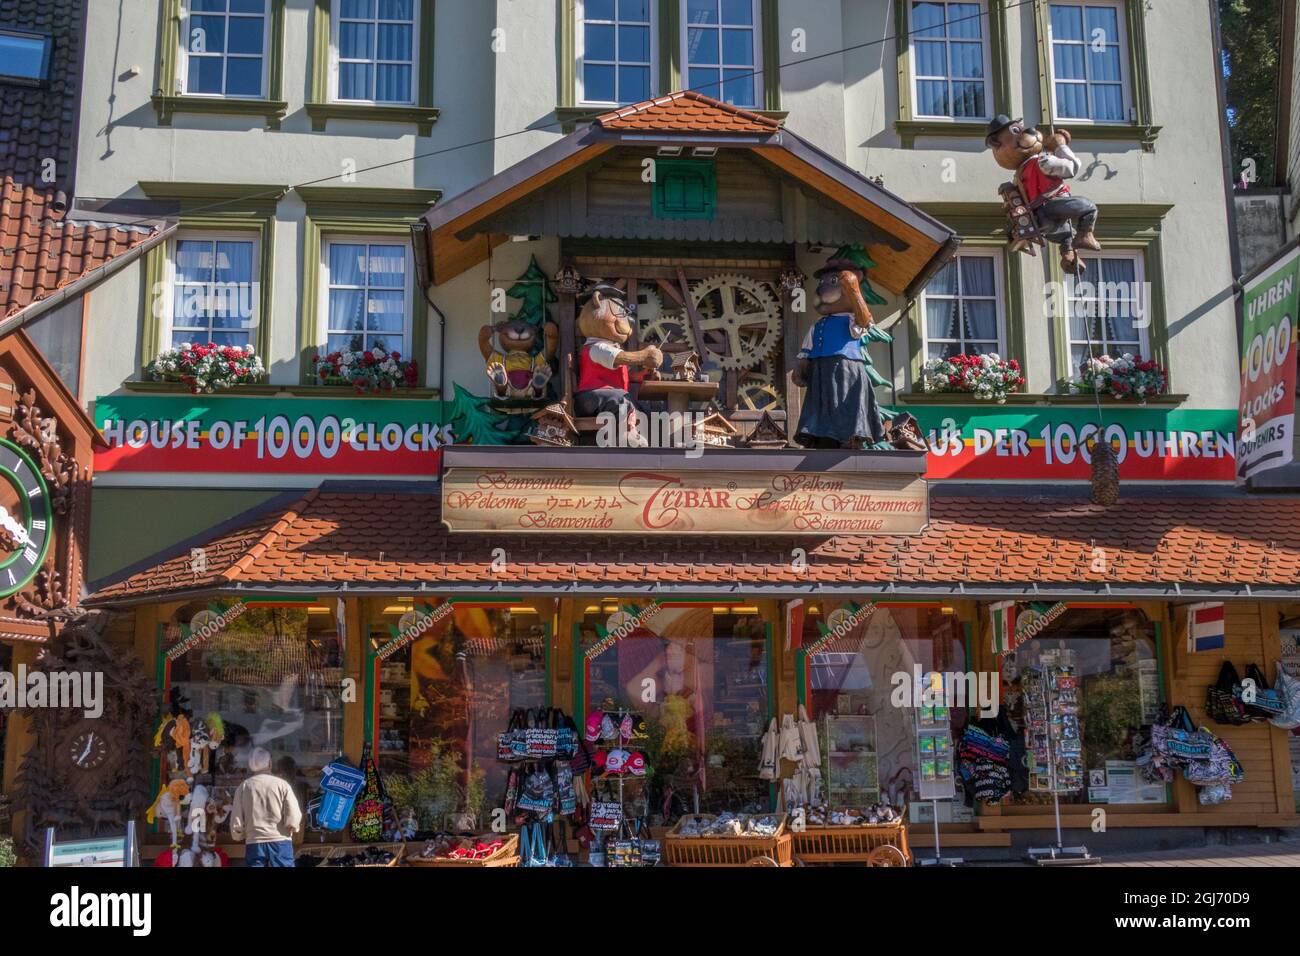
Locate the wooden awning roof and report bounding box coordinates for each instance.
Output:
[416,91,958,298]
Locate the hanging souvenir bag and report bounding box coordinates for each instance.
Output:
[1268,662,1300,730]
[555,761,577,816]
[503,765,521,815]
[1236,663,1288,718]
[525,707,558,758]
[1206,661,1251,726]
[518,762,556,814]
[1150,706,1212,762]
[589,786,623,832]
[554,709,578,758]
[498,708,526,761]
[1197,782,1233,805]
[1182,727,1245,786]
[349,741,386,843]
[520,822,553,867]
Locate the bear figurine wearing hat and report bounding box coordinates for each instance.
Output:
[985,114,1100,275]
[575,284,662,446]
[791,244,892,450]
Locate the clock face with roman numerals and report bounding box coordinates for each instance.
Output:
[0,440,51,598]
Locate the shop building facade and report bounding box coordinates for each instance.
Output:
[0,0,1296,858]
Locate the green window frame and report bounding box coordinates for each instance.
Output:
[306,0,440,134]
[558,0,782,125]
[296,187,442,386]
[652,158,717,219]
[1046,204,1172,393]
[1033,0,1159,150]
[152,0,289,129]
[908,204,1026,394]
[138,183,284,372]
[894,0,1011,148]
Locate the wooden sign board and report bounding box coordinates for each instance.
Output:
[442,467,928,535]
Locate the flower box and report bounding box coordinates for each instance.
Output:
[920,353,1025,404]
[144,343,266,394]
[1074,354,1167,404]
[312,346,419,393]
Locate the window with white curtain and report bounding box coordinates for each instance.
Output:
[921,252,1004,360]
[1065,251,1148,373]
[333,0,417,104]
[322,240,410,355]
[1048,1,1129,122]
[682,0,762,108]
[168,234,259,348]
[909,1,992,120]
[578,0,655,105]
[181,0,269,97]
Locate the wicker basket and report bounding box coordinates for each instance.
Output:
[663,814,793,867]
[406,833,520,867]
[792,820,911,865]
[321,842,406,867]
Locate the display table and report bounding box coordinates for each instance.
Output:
[662,814,793,867]
[636,379,719,413]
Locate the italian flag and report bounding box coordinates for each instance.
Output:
[989,601,1016,656]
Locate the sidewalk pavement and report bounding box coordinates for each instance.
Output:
[1096,840,1300,867]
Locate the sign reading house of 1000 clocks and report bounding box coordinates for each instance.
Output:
[441,468,929,535]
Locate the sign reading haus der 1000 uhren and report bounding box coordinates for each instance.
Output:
[441,468,929,535]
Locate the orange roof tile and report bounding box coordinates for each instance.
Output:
[88,489,1300,602]
[0,178,158,319]
[596,90,781,134]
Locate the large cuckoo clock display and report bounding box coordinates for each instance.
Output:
[0,438,52,597]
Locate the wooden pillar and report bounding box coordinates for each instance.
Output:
[343,597,365,765]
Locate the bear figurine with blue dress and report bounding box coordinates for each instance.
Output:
[792,244,894,450]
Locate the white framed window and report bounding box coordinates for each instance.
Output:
[1047,0,1130,122]
[909,1,992,120]
[578,0,656,105]
[166,232,260,349]
[331,0,418,104]
[1065,251,1149,373]
[321,239,411,356]
[180,0,269,97]
[682,0,762,108]
[921,251,1005,359]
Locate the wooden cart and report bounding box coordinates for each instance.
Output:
[792,819,911,866]
[663,814,793,867]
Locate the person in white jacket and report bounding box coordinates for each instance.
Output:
[230,747,302,867]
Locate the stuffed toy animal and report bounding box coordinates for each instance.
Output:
[985,115,1099,275]
[574,284,662,446]
[146,779,191,848]
[186,715,222,780]
[791,244,892,449]
[478,317,558,401]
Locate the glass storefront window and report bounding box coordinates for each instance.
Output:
[371,601,551,831]
[166,604,344,810]
[1003,607,1165,806]
[801,604,966,807]
[580,603,771,819]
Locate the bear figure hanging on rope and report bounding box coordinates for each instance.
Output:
[985,115,1100,276]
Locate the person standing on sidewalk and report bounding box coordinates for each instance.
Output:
[230,747,303,867]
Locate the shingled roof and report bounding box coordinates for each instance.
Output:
[87,486,1300,604]
[0,179,159,319]
[596,91,782,134]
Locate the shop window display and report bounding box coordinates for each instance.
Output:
[580,604,771,820]
[372,602,550,831]
[801,604,968,808]
[165,604,345,812]
[1002,607,1166,806]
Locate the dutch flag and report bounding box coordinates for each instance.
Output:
[1187,602,1225,653]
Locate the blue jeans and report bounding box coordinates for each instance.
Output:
[246,840,295,867]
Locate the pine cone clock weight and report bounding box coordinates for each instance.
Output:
[1090,436,1120,505]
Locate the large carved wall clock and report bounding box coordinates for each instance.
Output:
[0,438,52,597]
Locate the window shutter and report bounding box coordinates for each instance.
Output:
[652,159,717,220]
